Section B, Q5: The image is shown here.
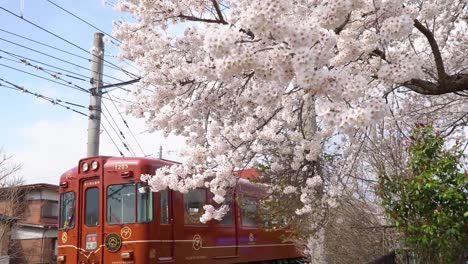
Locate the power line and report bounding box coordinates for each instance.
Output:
[101,119,125,157]
[0,79,129,158]
[44,0,121,44]
[0,48,90,81]
[0,27,134,75]
[0,55,89,92]
[0,38,126,83]
[102,101,136,156]
[103,93,147,156]
[0,6,139,79]
[105,53,141,75]
[0,78,88,116]
[0,63,89,93]
[0,49,139,94]
[0,28,91,63]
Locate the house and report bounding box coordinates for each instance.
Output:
[0,183,58,264]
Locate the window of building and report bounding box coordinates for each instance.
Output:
[160,189,169,224]
[241,196,257,227]
[184,189,206,225]
[42,200,59,219]
[106,183,153,224]
[53,238,58,256]
[59,192,75,229]
[85,187,99,227]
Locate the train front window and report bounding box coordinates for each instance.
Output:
[107,184,135,224]
[85,188,99,227]
[184,189,206,225]
[137,182,153,223]
[107,183,153,224]
[59,192,75,229]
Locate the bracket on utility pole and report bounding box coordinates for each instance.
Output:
[87,32,104,157]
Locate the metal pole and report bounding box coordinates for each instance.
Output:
[158,145,163,159]
[87,33,104,157]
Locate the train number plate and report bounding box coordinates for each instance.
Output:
[86,233,98,250]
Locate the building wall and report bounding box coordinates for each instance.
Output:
[25,190,58,202]
[21,200,57,226]
[9,238,56,264]
[0,185,59,264]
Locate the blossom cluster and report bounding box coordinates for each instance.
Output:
[114,0,468,261]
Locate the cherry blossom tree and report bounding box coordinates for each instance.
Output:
[113,0,468,261]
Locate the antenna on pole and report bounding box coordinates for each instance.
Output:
[87,32,104,157]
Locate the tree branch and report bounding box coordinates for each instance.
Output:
[211,0,227,24]
[334,13,351,35]
[404,74,468,95]
[413,19,447,82]
[178,14,226,24]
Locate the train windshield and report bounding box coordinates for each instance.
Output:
[107,183,153,224]
[59,191,75,229]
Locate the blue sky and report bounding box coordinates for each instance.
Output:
[0,0,184,184]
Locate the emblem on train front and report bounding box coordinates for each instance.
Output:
[192,234,202,250]
[105,233,122,253]
[61,232,68,243]
[120,226,132,240]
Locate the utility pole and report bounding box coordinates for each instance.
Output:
[87,33,104,157]
[158,145,163,159]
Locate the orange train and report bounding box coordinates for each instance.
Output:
[57,156,303,263]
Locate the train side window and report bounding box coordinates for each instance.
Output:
[160,189,169,224]
[218,197,233,225]
[59,192,75,229]
[137,183,153,223]
[241,196,257,227]
[107,184,136,224]
[85,187,99,227]
[184,189,206,225]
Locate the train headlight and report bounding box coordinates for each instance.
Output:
[81,162,89,172]
[91,160,99,171]
[57,255,65,262]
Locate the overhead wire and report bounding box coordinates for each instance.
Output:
[0,54,89,92]
[0,38,127,83]
[0,48,139,95]
[0,48,90,81]
[101,110,132,156]
[102,100,136,156]
[0,28,92,63]
[0,6,139,79]
[0,53,88,82]
[0,78,127,156]
[44,0,121,44]
[103,93,147,156]
[0,27,137,76]
[101,122,125,157]
[0,78,88,116]
[0,63,89,93]
[0,6,140,157]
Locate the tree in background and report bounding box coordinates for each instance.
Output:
[378,126,468,263]
[113,0,468,261]
[0,150,24,259]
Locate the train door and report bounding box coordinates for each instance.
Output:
[157,188,174,262]
[78,178,103,263]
